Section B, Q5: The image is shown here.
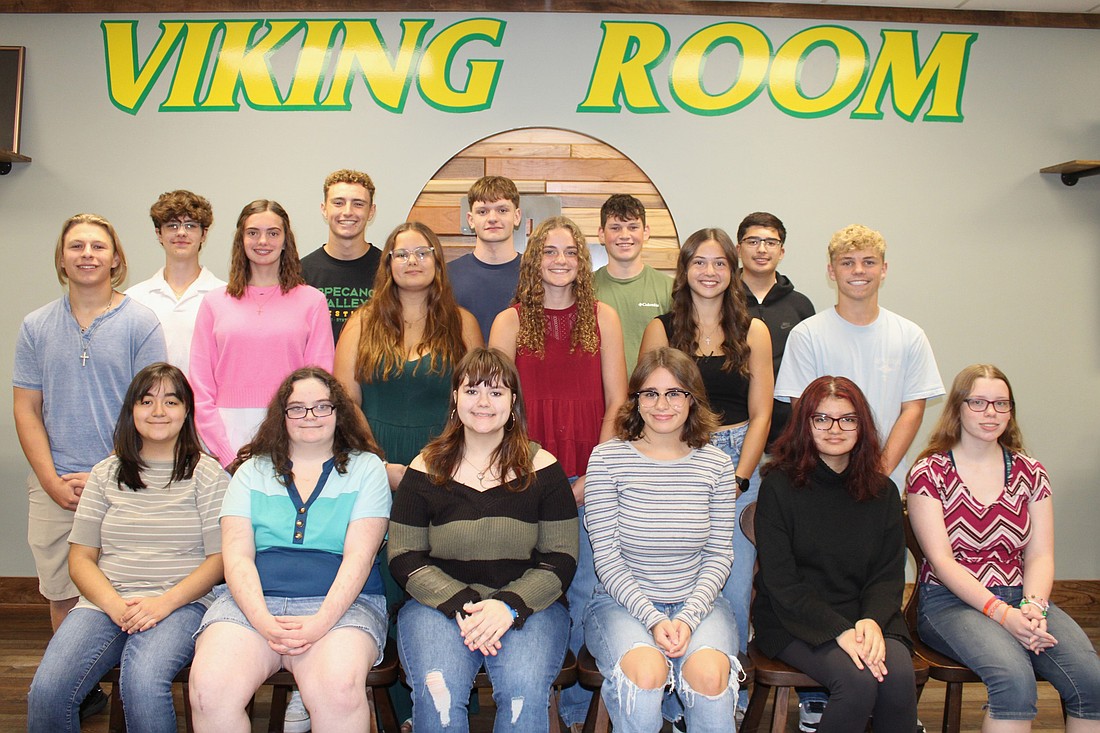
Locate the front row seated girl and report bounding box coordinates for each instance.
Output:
[29,363,228,733]
[388,347,579,733]
[908,364,1100,732]
[753,375,917,733]
[584,347,742,733]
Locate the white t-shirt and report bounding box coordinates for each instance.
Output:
[774,306,945,487]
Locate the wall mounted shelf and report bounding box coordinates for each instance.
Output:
[1041,160,1100,186]
[0,151,32,175]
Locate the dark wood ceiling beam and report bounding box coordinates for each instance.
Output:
[1,0,1098,29]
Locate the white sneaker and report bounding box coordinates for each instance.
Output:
[798,699,826,732]
[284,690,311,733]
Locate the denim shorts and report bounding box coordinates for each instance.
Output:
[195,585,388,666]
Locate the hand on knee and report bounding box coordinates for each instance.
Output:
[620,647,670,690]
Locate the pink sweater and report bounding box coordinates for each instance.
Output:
[189,285,334,465]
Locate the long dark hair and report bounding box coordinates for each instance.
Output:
[231,367,382,483]
[113,363,202,490]
[354,222,467,382]
[667,228,752,376]
[615,347,719,449]
[765,375,886,501]
[421,348,535,492]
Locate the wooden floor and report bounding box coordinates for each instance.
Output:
[0,602,1092,732]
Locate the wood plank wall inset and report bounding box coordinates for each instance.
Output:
[407,127,681,273]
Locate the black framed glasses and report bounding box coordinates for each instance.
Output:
[285,403,335,419]
[810,414,859,431]
[634,389,692,409]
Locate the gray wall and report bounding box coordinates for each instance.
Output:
[1,12,1098,577]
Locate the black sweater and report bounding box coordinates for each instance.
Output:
[752,460,910,658]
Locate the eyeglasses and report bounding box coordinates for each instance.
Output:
[740,236,782,250]
[390,247,435,265]
[285,403,335,419]
[161,221,202,233]
[634,389,692,409]
[963,398,1013,413]
[810,414,859,431]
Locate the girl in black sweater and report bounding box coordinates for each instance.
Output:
[753,375,916,732]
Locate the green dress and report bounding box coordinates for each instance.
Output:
[359,358,452,465]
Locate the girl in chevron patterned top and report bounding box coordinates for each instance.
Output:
[908,364,1100,732]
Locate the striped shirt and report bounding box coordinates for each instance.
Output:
[907,450,1052,587]
[585,439,736,631]
[388,462,578,628]
[68,454,228,612]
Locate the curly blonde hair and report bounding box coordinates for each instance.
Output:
[514,216,599,356]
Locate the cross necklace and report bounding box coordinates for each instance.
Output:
[77,296,116,367]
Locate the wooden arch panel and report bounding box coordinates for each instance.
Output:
[408,127,680,273]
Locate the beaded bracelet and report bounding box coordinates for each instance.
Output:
[1020,597,1049,617]
[983,597,1001,617]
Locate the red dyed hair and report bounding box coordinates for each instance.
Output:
[764,375,886,501]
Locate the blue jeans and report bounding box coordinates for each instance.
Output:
[918,583,1100,721]
[710,424,759,710]
[584,591,742,733]
[560,498,597,725]
[28,603,205,733]
[397,599,570,732]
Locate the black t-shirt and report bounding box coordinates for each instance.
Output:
[300,244,381,344]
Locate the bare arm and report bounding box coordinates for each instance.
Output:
[69,544,127,624]
[638,317,669,357]
[118,554,224,633]
[1022,496,1055,605]
[881,399,926,477]
[737,319,773,483]
[333,312,363,408]
[596,303,628,444]
[458,308,485,350]
[487,307,519,361]
[13,387,81,509]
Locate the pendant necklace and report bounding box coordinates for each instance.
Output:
[77,295,116,367]
[462,455,497,488]
[249,285,279,315]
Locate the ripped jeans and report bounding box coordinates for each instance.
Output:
[584,591,743,733]
[397,599,570,733]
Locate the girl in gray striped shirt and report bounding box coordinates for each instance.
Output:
[583,347,741,732]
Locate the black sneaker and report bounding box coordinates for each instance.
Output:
[798,699,826,732]
[79,685,109,720]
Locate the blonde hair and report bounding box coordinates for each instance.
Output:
[54,213,128,288]
[514,216,599,356]
[827,224,886,261]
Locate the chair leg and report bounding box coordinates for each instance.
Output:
[742,679,770,733]
[182,681,195,733]
[373,683,400,733]
[549,688,563,733]
[107,682,126,733]
[268,684,289,733]
[942,681,963,733]
[581,683,603,733]
[771,686,792,733]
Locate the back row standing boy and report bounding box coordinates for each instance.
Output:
[301,169,383,343]
[593,194,672,373]
[449,175,523,342]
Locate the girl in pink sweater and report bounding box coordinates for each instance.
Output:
[190,200,334,467]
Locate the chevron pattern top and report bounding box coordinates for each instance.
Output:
[907,450,1051,587]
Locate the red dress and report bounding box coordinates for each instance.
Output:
[514,302,604,477]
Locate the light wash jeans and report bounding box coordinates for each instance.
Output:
[710,423,759,711]
[28,603,204,733]
[919,583,1100,721]
[397,599,570,732]
[585,591,743,733]
[560,491,597,726]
